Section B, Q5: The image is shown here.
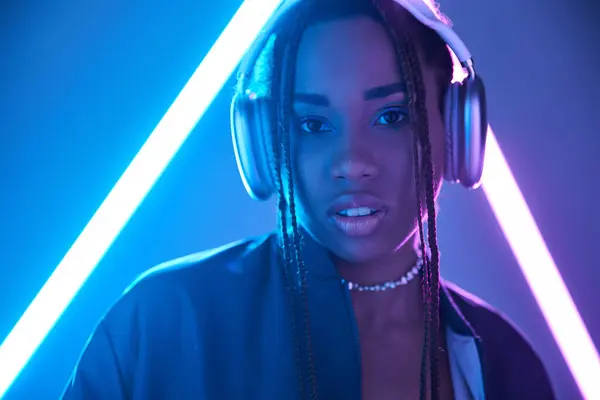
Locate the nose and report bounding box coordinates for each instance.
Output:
[331,145,379,182]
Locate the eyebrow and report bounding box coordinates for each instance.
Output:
[294,82,406,107]
[364,82,406,100]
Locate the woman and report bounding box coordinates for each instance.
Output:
[63,0,555,399]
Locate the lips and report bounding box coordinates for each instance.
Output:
[328,193,387,237]
[328,193,386,217]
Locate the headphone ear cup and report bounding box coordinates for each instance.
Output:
[459,75,487,188]
[443,76,488,189]
[230,93,276,201]
[443,82,462,183]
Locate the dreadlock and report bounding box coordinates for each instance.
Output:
[245,1,453,399]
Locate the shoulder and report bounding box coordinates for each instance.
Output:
[444,282,538,358]
[443,281,533,350]
[104,233,276,327]
[443,280,522,339]
[129,233,274,293]
[443,281,555,398]
[63,234,277,397]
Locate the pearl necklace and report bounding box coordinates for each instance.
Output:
[344,258,424,292]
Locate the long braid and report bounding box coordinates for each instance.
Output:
[403,27,434,400]
[399,24,443,400]
[395,18,432,400]
[398,36,439,400]
[268,36,308,400]
[393,5,452,399]
[371,1,442,399]
[279,16,318,399]
[412,112,432,400]
[413,119,431,400]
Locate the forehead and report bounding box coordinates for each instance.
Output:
[294,16,402,102]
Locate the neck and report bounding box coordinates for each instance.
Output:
[332,233,426,329]
[334,233,422,285]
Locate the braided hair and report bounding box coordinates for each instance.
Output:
[244,0,453,398]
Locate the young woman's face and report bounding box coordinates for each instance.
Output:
[292,16,446,264]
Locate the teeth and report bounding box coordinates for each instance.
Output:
[338,207,376,217]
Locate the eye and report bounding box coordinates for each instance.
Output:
[374,106,408,127]
[298,117,333,134]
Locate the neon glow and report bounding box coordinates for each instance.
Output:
[481,129,600,400]
[0,0,283,397]
[0,1,598,399]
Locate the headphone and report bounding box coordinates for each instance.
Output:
[230,0,488,201]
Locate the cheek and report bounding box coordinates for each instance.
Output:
[291,140,326,204]
[375,131,419,205]
[387,138,416,179]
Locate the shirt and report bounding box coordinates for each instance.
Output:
[62,232,556,399]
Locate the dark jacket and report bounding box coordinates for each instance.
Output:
[62,233,555,399]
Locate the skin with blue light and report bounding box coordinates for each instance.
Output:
[291,14,453,400]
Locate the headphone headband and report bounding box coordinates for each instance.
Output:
[237,0,305,90]
[392,0,473,65]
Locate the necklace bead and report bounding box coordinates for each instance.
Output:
[344,259,424,292]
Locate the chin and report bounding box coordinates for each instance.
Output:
[327,235,393,265]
